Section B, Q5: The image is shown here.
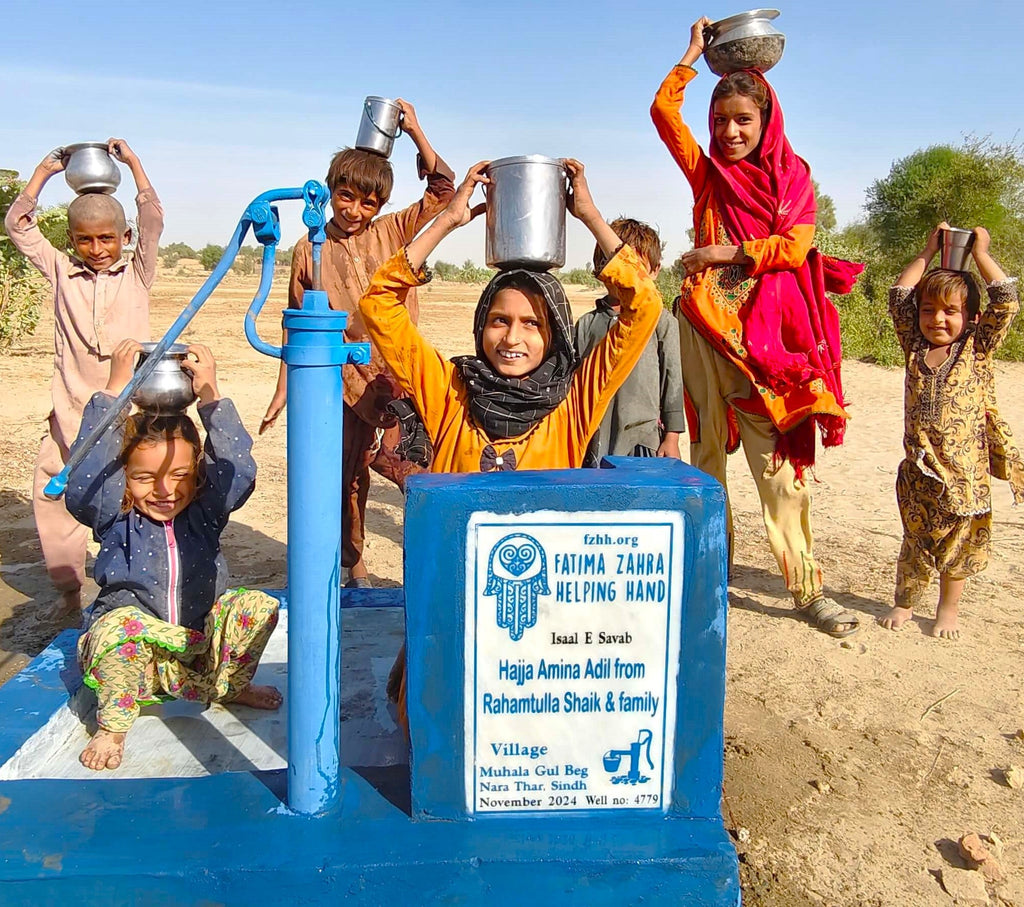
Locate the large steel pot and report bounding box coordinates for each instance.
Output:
[132,343,196,412]
[703,8,786,76]
[63,142,121,195]
[484,155,567,271]
[355,96,403,158]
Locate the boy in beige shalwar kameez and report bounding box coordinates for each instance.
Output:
[4,140,163,615]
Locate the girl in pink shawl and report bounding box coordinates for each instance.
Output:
[651,16,863,637]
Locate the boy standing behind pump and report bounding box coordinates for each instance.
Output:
[4,139,162,618]
[259,99,455,588]
[574,218,684,464]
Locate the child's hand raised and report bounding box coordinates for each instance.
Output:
[107,139,138,165]
[104,339,143,396]
[182,344,221,407]
[972,226,991,257]
[688,16,713,54]
[564,159,599,225]
[439,162,490,231]
[37,148,66,175]
[406,162,489,272]
[924,222,950,258]
[395,99,420,137]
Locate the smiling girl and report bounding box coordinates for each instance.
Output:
[359,159,661,476]
[358,158,662,728]
[651,17,864,637]
[66,342,281,771]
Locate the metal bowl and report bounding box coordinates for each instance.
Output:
[705,34,786,75]
[703,8,786,76]
[131,342,196,412]
[63,142,121,195]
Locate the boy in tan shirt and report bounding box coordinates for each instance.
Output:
[4,139,163,616]
[260,99,454,587]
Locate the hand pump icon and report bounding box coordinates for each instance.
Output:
[603,729,655,784]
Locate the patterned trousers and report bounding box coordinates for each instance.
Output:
[78,589,280,733]
[895,460,990,608]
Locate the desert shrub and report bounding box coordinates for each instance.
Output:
[199,244,225,272]
[160,242,197,267]
[558,266,601,289]
[432,259,495,283]
[0,170,67,350]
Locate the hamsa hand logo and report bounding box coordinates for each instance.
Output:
[484,533,549,641]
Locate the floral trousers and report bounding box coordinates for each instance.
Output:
[895,460,991,609]
[78,589,280,733]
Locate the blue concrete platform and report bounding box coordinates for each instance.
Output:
[0,459,741,905]
[0,606,738,905]
[0,769,738,903]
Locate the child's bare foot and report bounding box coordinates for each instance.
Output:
[931,602,960,640]
[47,588,82,622]
[878,605,913,630]
[80,729,125,771]
[231,684,283,710]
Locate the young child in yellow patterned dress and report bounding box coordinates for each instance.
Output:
[880,224,1023,640]
[67,341,281,770]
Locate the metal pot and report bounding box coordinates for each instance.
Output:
[355,97,403,158]
[703,8,786,76]
[484,155,567,271]
[62,142,121,195]
[132,343,196,412]
[940,227,975,271]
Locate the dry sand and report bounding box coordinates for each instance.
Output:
[2,263,1023,906]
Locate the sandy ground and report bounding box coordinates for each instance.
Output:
[2,262,1024,906]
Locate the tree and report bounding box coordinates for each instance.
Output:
[0,170,68,350]
[199,244,225,272]
[865,138,1024,278]
[830,137,1024,364]
[275,244,294,269]
[232,245,260,276]
[160,241,197,267]
[813,180,836,232]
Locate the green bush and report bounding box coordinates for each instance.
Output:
[0,170,67,350]
[431,259,495,283]
[557,266,601,288]
[198,244,225,272]
[160,241,197,267]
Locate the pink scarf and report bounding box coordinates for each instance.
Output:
[708,71,862,468]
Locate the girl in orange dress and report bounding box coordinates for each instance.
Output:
[358,159,663,727]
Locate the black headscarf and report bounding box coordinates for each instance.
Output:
[391,268,577,468]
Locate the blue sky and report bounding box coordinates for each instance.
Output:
[3,0,1021,268]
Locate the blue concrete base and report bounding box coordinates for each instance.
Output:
[0,770,738,904]
[0,596,739,905]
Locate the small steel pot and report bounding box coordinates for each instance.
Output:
[484,155,568,271]
[355,97,403,158]
[62,142,121,195]
[132,343,196,412]
[939,227,975,271]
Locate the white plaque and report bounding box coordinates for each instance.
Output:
[464,510,683,814]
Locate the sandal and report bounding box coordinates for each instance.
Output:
[799,596,860,638]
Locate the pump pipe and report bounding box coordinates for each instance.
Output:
[44,186,315,500]
[47,180,368,818]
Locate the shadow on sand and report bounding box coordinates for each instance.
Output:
[728,561,886,629]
